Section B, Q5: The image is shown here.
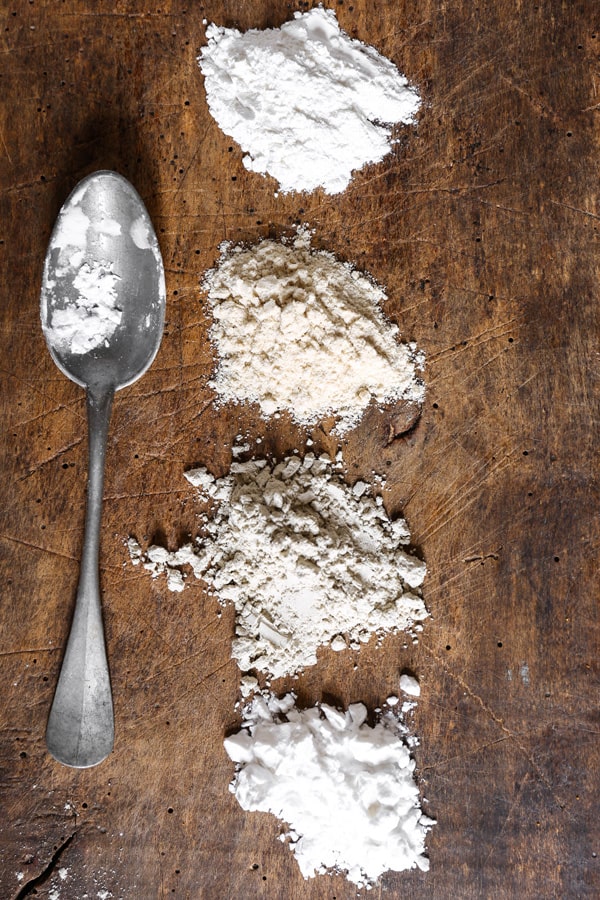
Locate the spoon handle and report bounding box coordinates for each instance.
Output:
[46,384,115,768]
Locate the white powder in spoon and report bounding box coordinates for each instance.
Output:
[198,7,421,194]
[46,262,122,356]
[224,692,435,887]
[205,229,424,434]
[129,451,427,679]
[41,185,123,356]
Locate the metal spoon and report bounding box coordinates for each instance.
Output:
[40,170,166,767]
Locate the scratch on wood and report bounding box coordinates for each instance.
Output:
[419,447,519,542]
[421,641,566,811]
[463,550,501,564]
[499,73,562,125]
[454,347,515,389]
[18,438,84,482]
[422,734,511,772]
[171,660,232,708]
[139,623,222,686]
[0,533,77,562]
[174,130,211,198]
[549,198,600,222]
[482,773,531,867]
[104,487,191,502]
[478,198,533,218]
[0,368,85,418]
[13,403,83,430]
[517,371,539,391]
[0,125,13,165]
[0,647,58,659]
[429,316,522,365]
[13,831,76,900]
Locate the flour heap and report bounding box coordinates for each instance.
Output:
[129,452,427,679]
[205,230,424,434]
[224,692,435,887]
[198,7,421,194]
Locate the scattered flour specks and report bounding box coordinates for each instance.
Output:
[198,7,421,194]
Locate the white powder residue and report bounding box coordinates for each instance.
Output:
[224,692,434,887]
[205,230,424,434]
[52,204,90,249]
[45,262,122,355]
[95,217,121,237]
[130,452,428,679]
[51,205,120,249]
[130,215,152,249]
[198,7,421,194]
[41,186,124,356]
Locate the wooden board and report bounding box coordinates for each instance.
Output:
[1,1,599,897]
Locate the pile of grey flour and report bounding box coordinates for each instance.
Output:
[129,452,427,679]
[224,692,434,887]
[205,229,424,433]
[198,7,421,194]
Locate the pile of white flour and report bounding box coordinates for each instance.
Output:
[129,452,427,679]
[224,692,434,887]
[205,230,424,434]
[198,7,421,194]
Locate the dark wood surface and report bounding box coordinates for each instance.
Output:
[1,1,599,898]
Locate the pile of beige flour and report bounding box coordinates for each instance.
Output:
[129,452,427,680]
[205,229,424,433]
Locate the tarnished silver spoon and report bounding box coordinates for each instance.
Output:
[40,171,166,767]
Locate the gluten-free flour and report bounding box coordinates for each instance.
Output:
[129,452,427,679]
[205,230,424,434]
[224,692,434,887]
[198,7,421,194]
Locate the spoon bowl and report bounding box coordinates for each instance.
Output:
[41,171,166,767]
[41,170,165,392]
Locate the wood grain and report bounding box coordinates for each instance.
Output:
[1,1,599,897]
